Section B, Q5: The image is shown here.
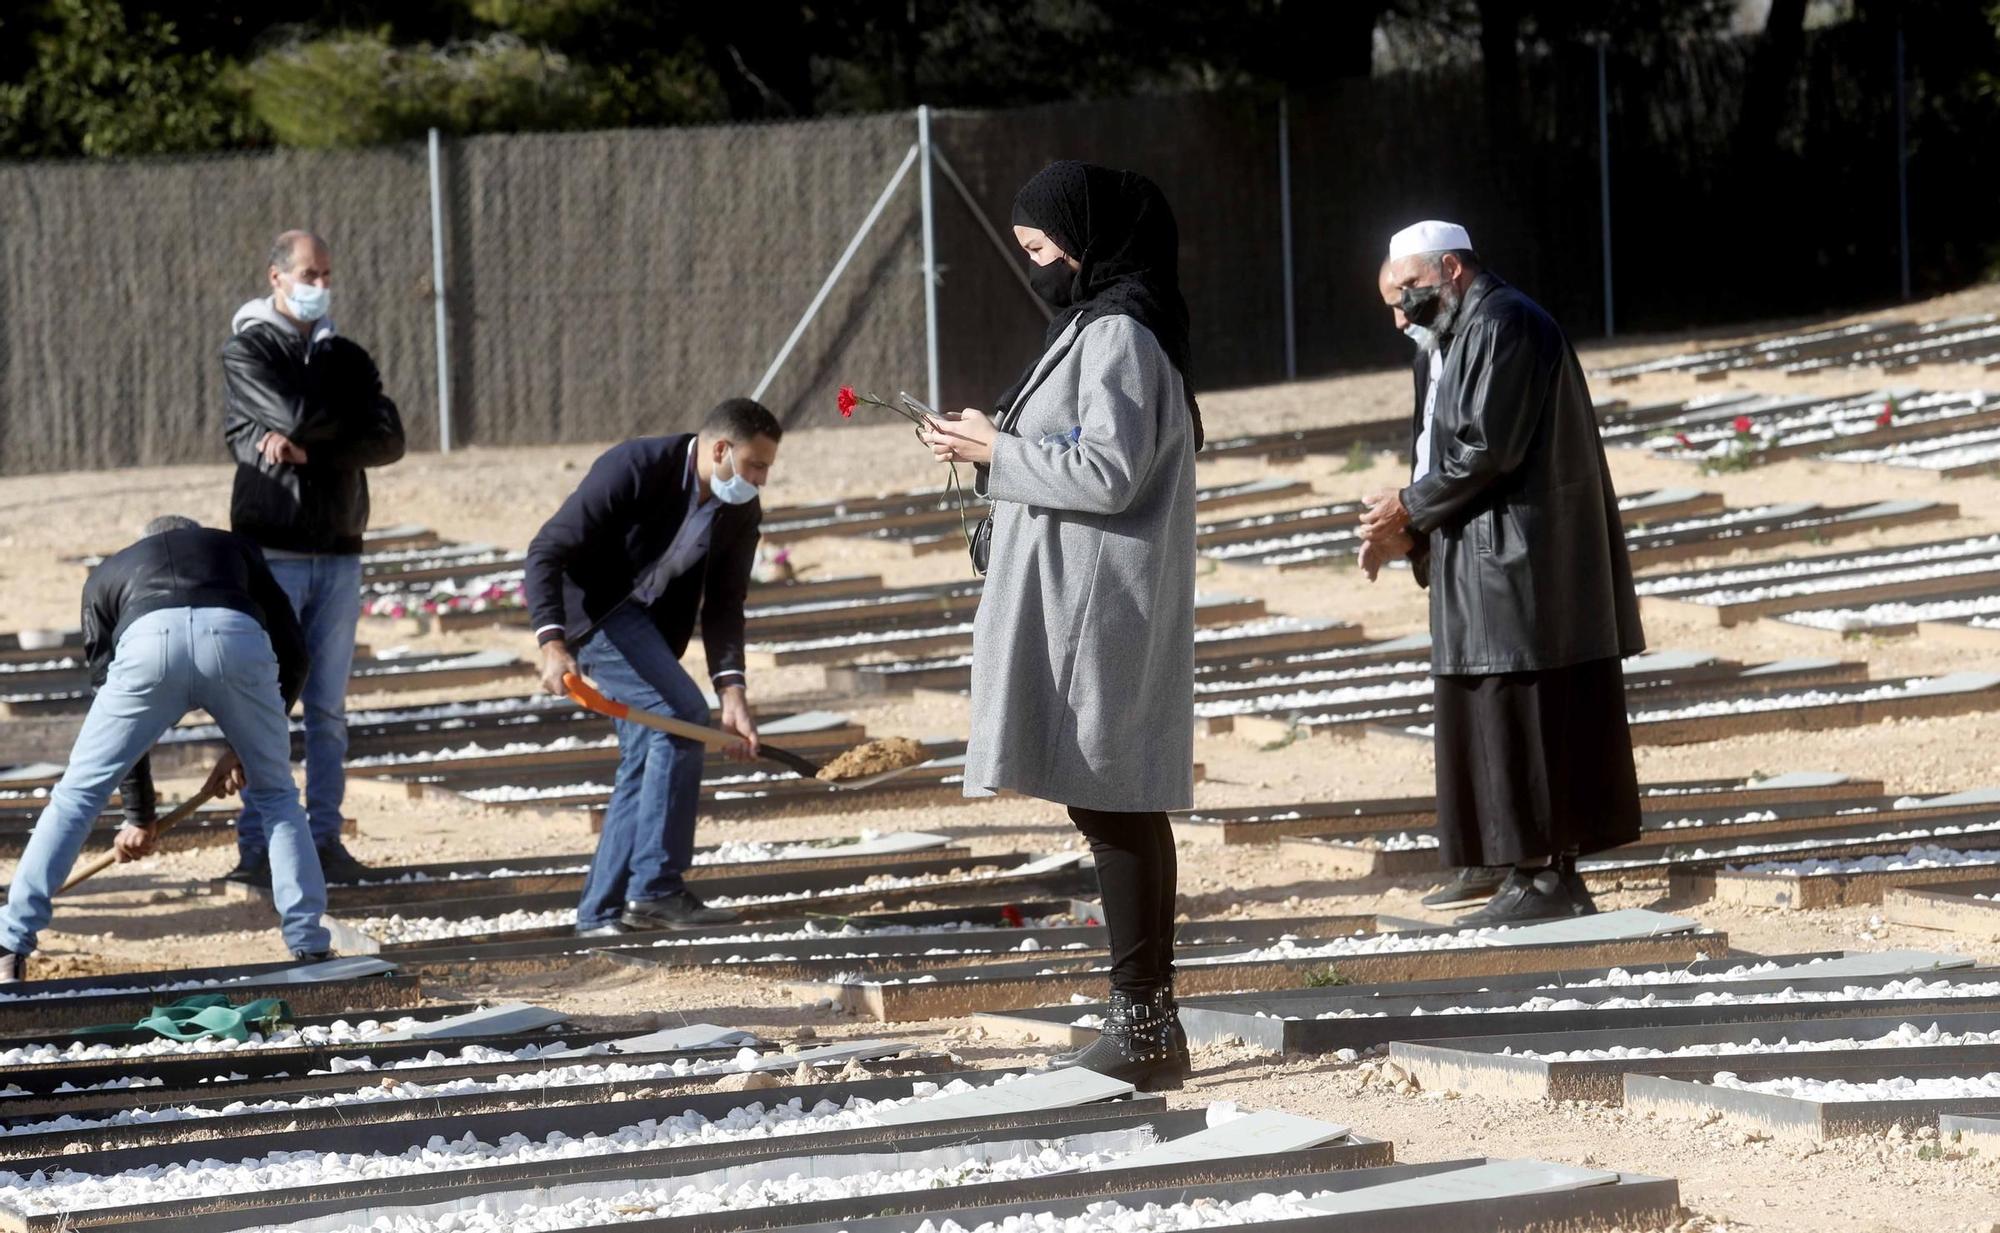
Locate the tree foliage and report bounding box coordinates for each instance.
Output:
[0,0,258,157]
[232,29,716,147]
[0,0,1991,159]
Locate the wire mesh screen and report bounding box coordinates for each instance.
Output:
[0,144,438,475]
[928,92,1286,413]
[0,20,1986,478]
[441,112,925,446]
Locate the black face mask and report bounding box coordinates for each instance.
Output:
[1028,258,1078,308]
[1399,282,1444,327]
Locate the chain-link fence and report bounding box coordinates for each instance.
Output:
[0,21,1987,476]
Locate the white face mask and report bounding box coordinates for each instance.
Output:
[1403,322,1438,353]
[285,279,331,322]
[709,444,760,505]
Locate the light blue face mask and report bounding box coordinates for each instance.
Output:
[1403,322,1437,352]
[286,279,331,322]
[710,445,760,505]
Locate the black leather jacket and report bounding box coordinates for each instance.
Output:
[83,527,310,825]
[222,303,406,555]
[1400,273,1645,675]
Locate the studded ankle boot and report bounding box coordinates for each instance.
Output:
[1051,988,1187,1092]
[1153,981,1193,1075]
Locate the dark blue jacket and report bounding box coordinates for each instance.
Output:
[524,435,760,687]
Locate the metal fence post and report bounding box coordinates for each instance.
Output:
[426,127,453,453]
[1277,96,1297,381]
[1596,43,1615,339]
[1895,20,1911,303]
[917,106,942,412]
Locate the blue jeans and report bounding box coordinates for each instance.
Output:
[0,608,330,957]
[236,554,362,856]
[574,606,709,928]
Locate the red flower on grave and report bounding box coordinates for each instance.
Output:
[1876,398,1897,429]
[1674,432,1694,449]
[999,905,1024,928]
[837,386,858,418]
[1732,415,1754,434]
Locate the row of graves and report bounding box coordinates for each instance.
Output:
[0,913,1709,1233]
[14,768,2000,1230]
[1607,387,2000,480]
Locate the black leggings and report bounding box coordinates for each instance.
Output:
[1067,807,1177,995]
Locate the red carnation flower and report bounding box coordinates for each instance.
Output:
[1876,405,1895,429]
[1674,432,1693,448]
[1732,415,1753,434]
[837,386,858,418]
[999,904,1024,928]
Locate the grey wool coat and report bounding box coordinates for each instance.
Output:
[964,314,1198,813]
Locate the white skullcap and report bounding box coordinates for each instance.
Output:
[1388,220,1473,261]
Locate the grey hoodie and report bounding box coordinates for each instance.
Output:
[232,295,337,359]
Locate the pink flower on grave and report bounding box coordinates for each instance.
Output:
[1732,415,1754,435]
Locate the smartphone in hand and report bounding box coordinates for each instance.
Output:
[900,391,960,434]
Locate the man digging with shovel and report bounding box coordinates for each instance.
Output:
[0,516,331,982]
[526,399,780,936]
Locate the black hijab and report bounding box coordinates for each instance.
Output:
[999,160,1203,451]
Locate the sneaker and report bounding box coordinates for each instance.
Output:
[0,951,23,984]
[1421,866,1508,909]
[574,922,631,938]
[223,852,273,889]
[315,841,375,886]
[622,890,740,929]
[290,950,336,963]
[1452,867,1579,928]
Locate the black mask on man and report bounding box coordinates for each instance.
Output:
[1029,258,1079,309]
[1399,282,1444,327]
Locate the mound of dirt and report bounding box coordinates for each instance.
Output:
[816,737,930,782]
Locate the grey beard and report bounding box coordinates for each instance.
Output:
[1403,323,1440,353]
[1430,279,1466,336]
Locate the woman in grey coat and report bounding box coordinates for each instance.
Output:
[921,161,1199,1091]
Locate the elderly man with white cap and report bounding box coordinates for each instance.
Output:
[1357,220,1646,925]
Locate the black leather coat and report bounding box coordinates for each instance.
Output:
[222,310,405,555]
[1400,273,1645,676]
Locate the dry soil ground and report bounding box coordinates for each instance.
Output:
[5,283,2000,1232]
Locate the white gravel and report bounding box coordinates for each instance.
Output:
[1708,1070,2000,1102]
[347,735,617,768]
[240,1140,1139,1232]
[1303,976,2000,1020]
[1655,554,2000,608]
[0,1048,805,1137]
[1731,843,2000,878]
[0,1078,1012,1215]
[0,1017,431,1066]
[1780,592,2000,631]
[1194,677,1432,719]
[1509,1020,2000,1063]
[355,860,1083,943]
[1583,819,2000,873]
[1634,535,2000,597]
[1629,679,1943,723]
